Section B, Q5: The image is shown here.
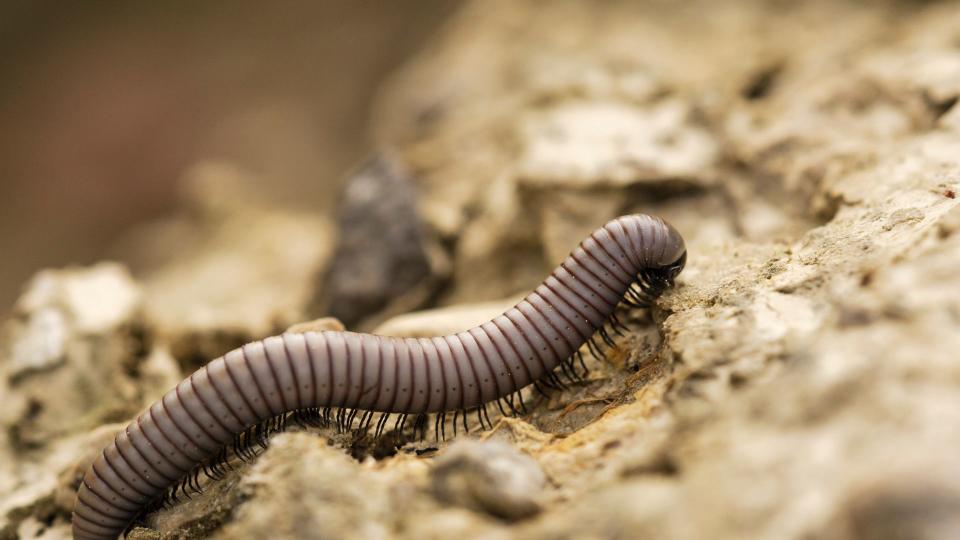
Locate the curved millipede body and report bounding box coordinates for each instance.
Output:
[71,214,686,540]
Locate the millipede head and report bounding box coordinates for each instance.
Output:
[620,221,687,297]
[653,218,687,269]
[660,250,686,286]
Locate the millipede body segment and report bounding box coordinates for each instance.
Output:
[71,214,686,540]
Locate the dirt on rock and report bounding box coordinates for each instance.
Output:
[3,1,960,539]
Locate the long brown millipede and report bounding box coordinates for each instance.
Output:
[71,213,687,540]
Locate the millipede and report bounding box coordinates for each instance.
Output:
[71,213,686,540]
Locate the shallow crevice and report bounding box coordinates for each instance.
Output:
[741,63,783,101]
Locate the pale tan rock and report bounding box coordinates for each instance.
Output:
[401,508,510,540]
[285,317,346,334]
[1,264,146,447]
[431,439,546,520]
[0,424,120,537]
[7,263,141,377]
[215,433,411,540]
[135,163,334,367]
[373,296,522,338]
[519,99,719,188]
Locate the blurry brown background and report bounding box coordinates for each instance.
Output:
[0,1,457,314]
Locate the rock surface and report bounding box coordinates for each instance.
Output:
[316,153,448,330]
[3,1,960,539]
[372,295,522,338]
[129,162,334,371]
[431,439,546,521]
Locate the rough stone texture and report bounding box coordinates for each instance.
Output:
[0,165,334,538]
[0,264,149,464]
[431,439,546,521]
[215,433,421,540]
[128,162,334,370]
[4,1,960,539]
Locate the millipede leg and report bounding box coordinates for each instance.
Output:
[576,350,589,374]
[586,337,604,359]
[346,408,360,431]
[476,407,486,430]
[179,481,192,501]
[546,371,568,390]
[375,413,390,438]
[516,390,528,414]
[496,397,510,417]
[504,395,518,416]
[255,424,269,449]
[559,357,580,384]
[609,313,629,334]
[481,404,493,428]
[356,410,372,434]
[413,413,427,441]
[598,327,617,347]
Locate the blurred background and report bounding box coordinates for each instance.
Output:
[0,1,458,314]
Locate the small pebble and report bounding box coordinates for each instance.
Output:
[430,439,546,521]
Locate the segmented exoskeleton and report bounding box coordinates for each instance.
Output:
[71,214,686,540]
